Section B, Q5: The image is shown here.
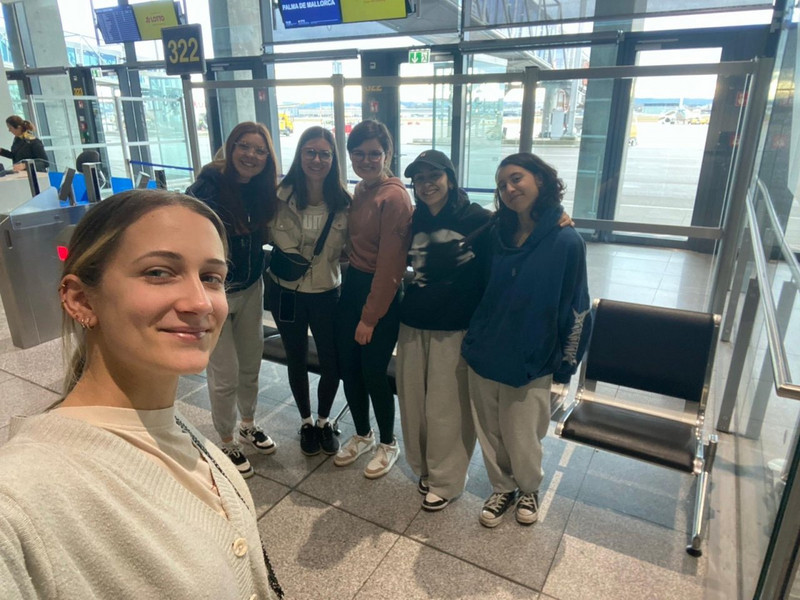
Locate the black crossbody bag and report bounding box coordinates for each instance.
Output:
[269,210,336,282]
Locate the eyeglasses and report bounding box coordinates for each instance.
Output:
[412,170,446,186]
[234,142,269,158]
[350,150,385,162]
[302,148,333,162]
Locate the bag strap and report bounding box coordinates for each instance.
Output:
[311,209,337,258]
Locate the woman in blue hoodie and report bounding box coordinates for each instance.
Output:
[462,153,591,529]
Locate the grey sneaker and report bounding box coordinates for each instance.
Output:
[239,424,276,455]
[221,443,254,479]
[516,491,539,525]
[334,431,375,466]
[479,490,518,528]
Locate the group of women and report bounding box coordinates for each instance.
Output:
[0,116,591,597]
[185,117,592,526]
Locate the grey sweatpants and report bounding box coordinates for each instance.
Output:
[208,279,264,442]
[468,367,551,495]
[397,325,476,499]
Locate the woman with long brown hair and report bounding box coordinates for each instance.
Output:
[187,121,279,477]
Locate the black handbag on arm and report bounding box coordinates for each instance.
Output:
[269,210,336,282]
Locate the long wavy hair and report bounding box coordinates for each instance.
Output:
[494,153,564,241]
[211,121,278,232]
[279,126,350,213]
[60,190,227,394]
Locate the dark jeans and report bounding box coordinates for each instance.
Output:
[335,266,400,445]
[267,278,340,420]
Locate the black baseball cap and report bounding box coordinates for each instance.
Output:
[404,149,455,180]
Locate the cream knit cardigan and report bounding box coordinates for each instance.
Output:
[0,412,278,599]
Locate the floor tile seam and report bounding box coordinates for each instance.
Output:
[348,534,405,600]
[731,431,746,598]
[397,531,544,593]
[572,493,694,535]
[540,475,583,592]
[3,373,64,399]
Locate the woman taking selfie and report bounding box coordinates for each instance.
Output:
[188,122,279,477]
[334,120,412,479]
[0,190,282,599]
[268,126,350,456]
[462,153,591,528]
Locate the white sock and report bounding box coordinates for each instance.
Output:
[316,417,328,427]
[302,416,314,426]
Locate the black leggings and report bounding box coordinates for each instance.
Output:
[268,278,340,420]
[336,266,400,445]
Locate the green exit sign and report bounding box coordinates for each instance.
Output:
[408,49,430,64]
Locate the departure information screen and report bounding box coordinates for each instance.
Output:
[279,0,342,28]
[96,6,141,44]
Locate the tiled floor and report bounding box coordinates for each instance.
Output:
[0,242,740,599]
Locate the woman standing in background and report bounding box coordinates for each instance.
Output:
[1,115,48,171]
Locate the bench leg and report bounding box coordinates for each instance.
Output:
[687,434,718,557]
[331,403,350,436]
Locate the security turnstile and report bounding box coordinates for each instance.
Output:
[0,187,90,348]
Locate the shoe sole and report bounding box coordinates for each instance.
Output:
[516,511,539,525]
[364,457,398,479]
[333,443,375,467]
[240,435,277,455]
[422,500,449,512]
[301,447,321,457]
[479,514,504,528]
[239,467,255,479]
[320,445,339,456]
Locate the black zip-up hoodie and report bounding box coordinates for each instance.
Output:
[400,188,493,331]
[186,166,266,293]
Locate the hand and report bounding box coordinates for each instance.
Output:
[12,163,25,172]
[354,320,374,345]
[559,211,575,228]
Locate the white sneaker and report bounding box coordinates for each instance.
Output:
[333,431,375,467]
[364,437,400,479]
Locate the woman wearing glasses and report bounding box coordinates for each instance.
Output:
[334,120,413,479]
[187,122,279,477]
[268,126,350,456]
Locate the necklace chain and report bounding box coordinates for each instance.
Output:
[174,416,284,599]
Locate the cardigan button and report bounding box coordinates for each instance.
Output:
[232,537,248,557]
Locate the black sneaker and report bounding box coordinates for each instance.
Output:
[516,491,539,525]
[239,424,276,455]
[300,423,320,456]
[479,490,518,528]
[417,478,429,495]
[221,444,254,479]
[422,492,449,512]
[317,422,339,455]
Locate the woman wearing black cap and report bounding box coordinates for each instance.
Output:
[396,149,493,511]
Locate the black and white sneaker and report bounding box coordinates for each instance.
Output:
[422,492,449,512]
[221,444,254,479]
[417,478,429,495]
[317,422,339,455]
[479,490,518,528]
[300,423,320,456]
[516,491,539,525]
[239,424,276,455]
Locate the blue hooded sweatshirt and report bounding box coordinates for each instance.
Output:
[461,204,592,387]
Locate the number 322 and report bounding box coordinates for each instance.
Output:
[167,38,199,64]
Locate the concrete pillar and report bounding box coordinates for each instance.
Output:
[209,0,262,139]
[0,62,13,129]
